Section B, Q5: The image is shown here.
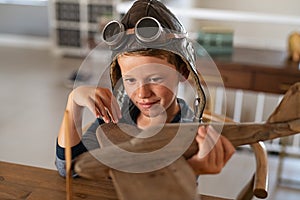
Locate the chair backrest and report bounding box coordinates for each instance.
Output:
[202,109,268,200]
[179,83,300,154]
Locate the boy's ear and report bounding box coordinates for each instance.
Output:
[178,63,190,82]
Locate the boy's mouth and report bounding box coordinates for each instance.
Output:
[138,101,160,109]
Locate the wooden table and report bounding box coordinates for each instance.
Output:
[198,47,300,94]
[0,161,117,200]
[0,161,230,200]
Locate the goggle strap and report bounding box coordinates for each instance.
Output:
[166,33,187,39]
[125,28,186,39]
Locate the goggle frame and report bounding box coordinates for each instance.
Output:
[102,16,187,50]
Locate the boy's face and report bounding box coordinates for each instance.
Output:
[117,55,181,120]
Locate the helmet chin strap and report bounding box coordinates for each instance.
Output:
[193,98,204,123]
[185,56,206,123]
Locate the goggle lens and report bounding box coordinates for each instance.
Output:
[102,21,124,45]
[135,18,161,42]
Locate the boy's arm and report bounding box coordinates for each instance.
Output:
[57,86,122,148]
[55,91,85,177]
[55,86,122,176]
[57,91,83,148]
[55,118,103,177]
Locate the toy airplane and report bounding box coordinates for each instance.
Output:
[71,82,300,200]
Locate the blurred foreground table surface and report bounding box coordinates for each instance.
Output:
[0,161,230,200]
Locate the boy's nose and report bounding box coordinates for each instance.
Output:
[137,84,152,98]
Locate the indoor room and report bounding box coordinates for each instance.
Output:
[0,0,300,199]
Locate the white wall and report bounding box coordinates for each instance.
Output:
[0,3,49,37]
[193,0,299,16]
[168,0,300,51]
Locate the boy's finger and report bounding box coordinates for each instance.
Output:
[197,126,207,138]
[98,92,121,122]
[94,97,110,123]
[86,97,102,118]
[110,98,122,122]
[221,136,236,163]
[111,96,122,119]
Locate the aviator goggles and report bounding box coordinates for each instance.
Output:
[102,17,187,50]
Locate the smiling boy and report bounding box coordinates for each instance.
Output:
[56,0,235,177]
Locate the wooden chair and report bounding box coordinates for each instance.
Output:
[202,110,268,200]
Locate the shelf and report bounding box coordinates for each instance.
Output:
[49,0,118,56]
[117,1,300,25]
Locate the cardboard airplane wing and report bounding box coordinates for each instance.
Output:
[74,82,300,200]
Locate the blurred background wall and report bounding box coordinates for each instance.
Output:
[0,1,49,37]
[180,0,300,51]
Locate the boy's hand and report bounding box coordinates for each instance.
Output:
[187,126,235,175]
[71,86,122,123]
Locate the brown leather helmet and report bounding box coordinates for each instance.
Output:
[105,0,206,121]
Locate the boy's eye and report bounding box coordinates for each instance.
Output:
[148,77,163,83]
[124,78,136,84]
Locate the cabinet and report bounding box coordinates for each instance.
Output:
[198,47,300,94]
[49,0,119,56]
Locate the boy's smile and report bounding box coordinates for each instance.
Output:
[117,55,182,126]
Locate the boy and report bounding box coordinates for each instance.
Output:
[56,0,235,176]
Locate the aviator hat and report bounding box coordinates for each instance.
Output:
[105,0,206,121]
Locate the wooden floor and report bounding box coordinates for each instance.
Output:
[0,41,300,199]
